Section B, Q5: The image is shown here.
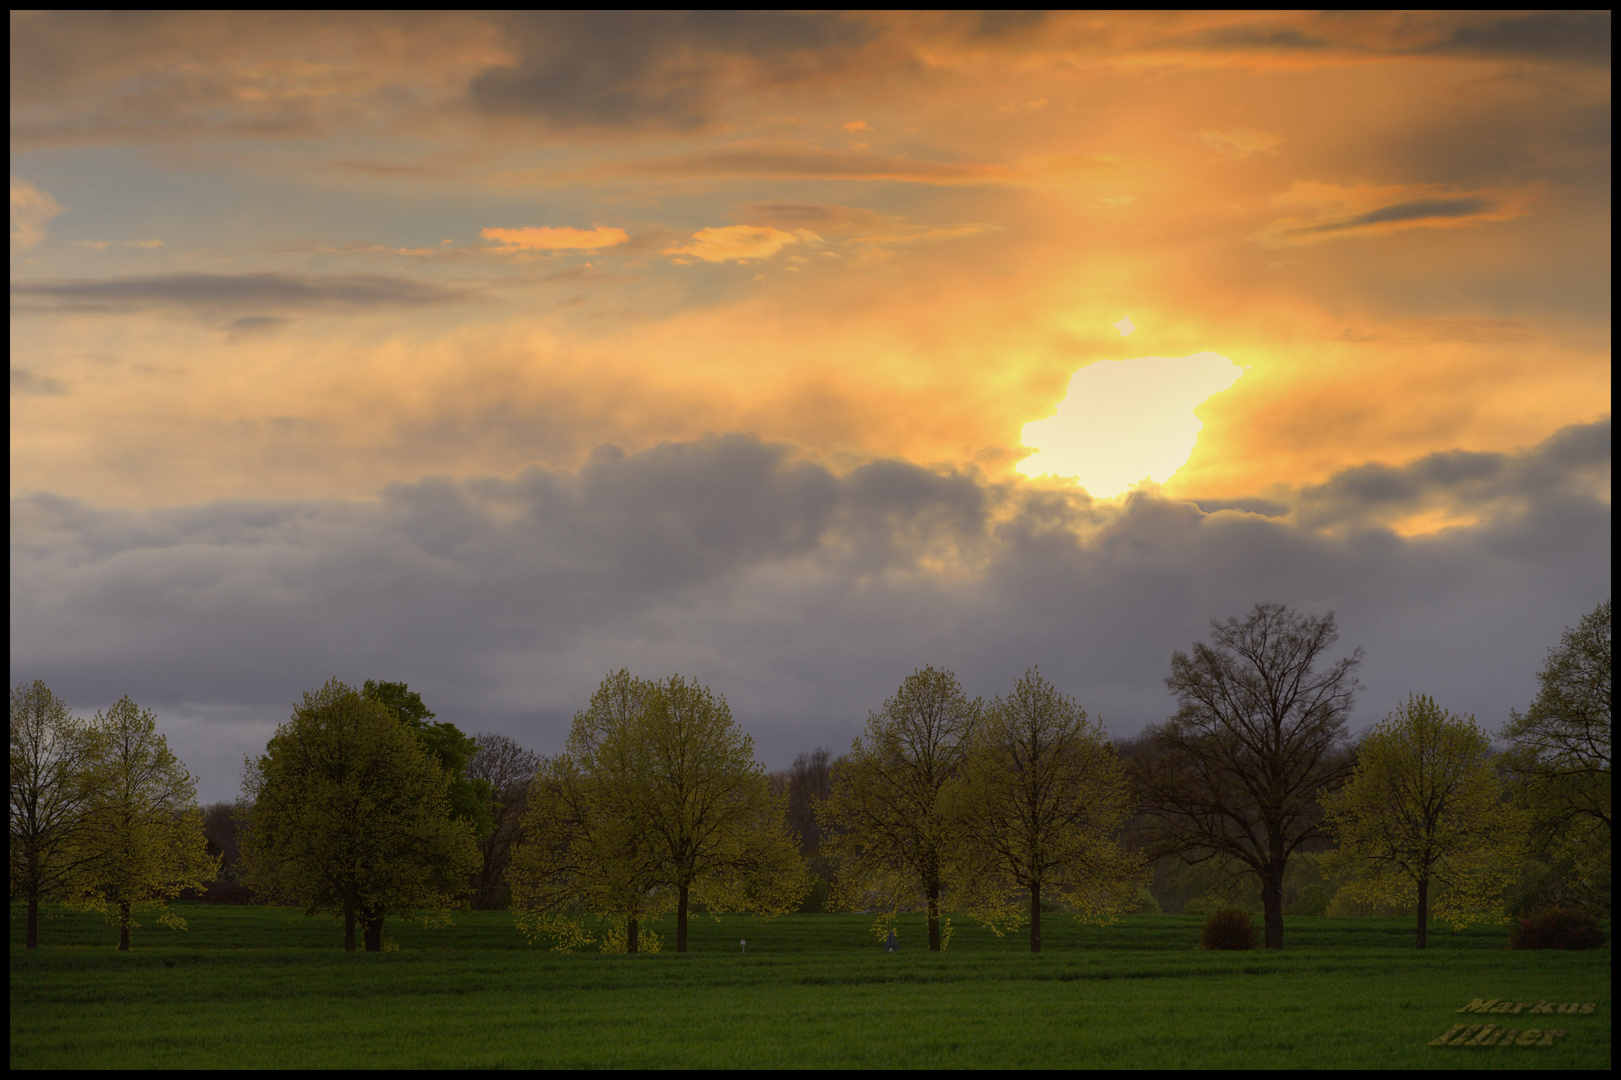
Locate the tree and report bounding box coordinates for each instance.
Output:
[75,696,216,950]
[511,671,807,954]
[359,680,492,942]
[770,748,836,911]
[511,670,669,952]
[9,680,98,949]
[1132,603,1361,949]
[1323,695,1528,947]
[1501,600,1611,911]
[948,669,1142,952]
[239,679,480,951]
[363,680,494,835]
[466,732,541,909]
[819,666,981,951]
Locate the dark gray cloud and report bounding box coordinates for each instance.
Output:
[10,421,1610,802]
[470,12,873,130]
[10,271,470,318]
[1427,12,1612,66]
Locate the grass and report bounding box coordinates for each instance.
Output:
[10,905,1611,1069]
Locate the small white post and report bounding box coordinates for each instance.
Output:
[740,939,747,955]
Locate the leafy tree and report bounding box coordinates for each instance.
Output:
[1501,600,1611,912]
[9,680,98,949]
[512,670,669,952]
[634,674,807,951]
[363,680,494,834]
[511,671,807,954]
[1323,695,1528,947]
[74,696,216,950]
[948,669,1142,952]
[770,747,836,912]
[239,679,480,951]
[819,666,980,951]
[1132,603,1361,949]
[466,732,541,909]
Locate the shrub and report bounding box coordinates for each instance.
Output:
[1508,908,1607,950]
[1200,907,1257,950]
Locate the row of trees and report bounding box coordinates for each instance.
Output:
[10,688,213,949]
[11,600,1608,953]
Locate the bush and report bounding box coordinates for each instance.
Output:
[1508,908,1607,950]
[1199,907,1257,950]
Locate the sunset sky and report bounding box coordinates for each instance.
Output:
[10,12,1611,800]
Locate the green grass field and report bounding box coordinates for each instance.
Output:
[10,904,1610,1069]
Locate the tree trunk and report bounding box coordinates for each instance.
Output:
[1261,867,1284,950]
[627,917,639,954]
[344,890,357,952]
[1415,876,1429,950]
[27,892,39,950]
[363,906,384,952]
[927,879,942,953]
[677,885,689,953]
[118,900,132,951]
[1030,882,1042,953]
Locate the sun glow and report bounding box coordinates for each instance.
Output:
[1017,352,1245,498]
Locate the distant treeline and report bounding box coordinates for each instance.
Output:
[11,601,1609,954]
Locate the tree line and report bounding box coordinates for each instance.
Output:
[11,600,1609,953]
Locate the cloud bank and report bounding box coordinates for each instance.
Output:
[11,419,1608,801]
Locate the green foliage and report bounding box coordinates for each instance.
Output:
[1507,908,1607,950]
[68,697,216,950]
[946,668,1143,950]
[239,679,480,950]
[1199,907,1257,950]
[1501,600,1611,915]
[9,680,99,948]
[819,665,980,951]
[363,680,494,837]
[1323,695,1527,946]
[511,670,807,954]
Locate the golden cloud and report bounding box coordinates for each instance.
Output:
[481,225,629,251]
[664,225,818,263]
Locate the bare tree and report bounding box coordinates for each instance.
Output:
[1132,603,1361,949]
[779,748,833,856]
[466,733,542,909]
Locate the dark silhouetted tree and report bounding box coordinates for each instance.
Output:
[1132,603,1361,949]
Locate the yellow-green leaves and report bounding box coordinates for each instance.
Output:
[1323,694,1527,946]
[948,669,1142,952]
[71,696,216,950]
[511,670,806,954]
[819,665,980,952]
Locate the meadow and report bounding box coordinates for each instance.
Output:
[10,905,1610,1069]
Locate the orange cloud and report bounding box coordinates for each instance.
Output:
[480,225,629,251]
[1193,126,1285,160]
[664,225,816,263]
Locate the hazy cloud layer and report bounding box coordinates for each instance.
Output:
[11,271,471,317]
[12,420,1609,801]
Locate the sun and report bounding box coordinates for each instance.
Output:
[1017,352,1245,498]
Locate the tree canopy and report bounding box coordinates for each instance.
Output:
[1131,603,1361,949]
[9,680,99,949]
[240,678,479,951]
[74,696,216,950]
[948,669,1142,952]
[1323,695,1527,947]
[819,665,980,951]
